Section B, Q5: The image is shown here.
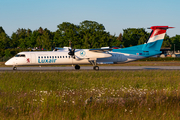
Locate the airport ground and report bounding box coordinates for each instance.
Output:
[0,61,180,119]
[1,61,180,67]
[0,70,179,119]
[2,61,180,71]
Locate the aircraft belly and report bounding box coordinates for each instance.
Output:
[97,57,112,62]
[97,54,145,64]
[119,54,145,63]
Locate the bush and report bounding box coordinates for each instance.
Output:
[138,57,180,61]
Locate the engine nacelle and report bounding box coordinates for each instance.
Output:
[75,49,112,59]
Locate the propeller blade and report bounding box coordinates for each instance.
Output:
[68,40,76,59]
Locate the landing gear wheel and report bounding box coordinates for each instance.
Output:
[13,67,17,70]
[75,65,80,70]
[93,66,99,71]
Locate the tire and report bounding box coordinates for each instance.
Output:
[75,65,80,70]
[93,66,99,71]
[13,67,17,70]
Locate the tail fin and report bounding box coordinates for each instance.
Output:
[142,26,174,51]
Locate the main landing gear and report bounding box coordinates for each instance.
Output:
[90,60,99,71]
[93,66,99,70]
[75,65,80,70]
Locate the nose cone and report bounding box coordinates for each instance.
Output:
[5,59,13,65]
[5,60,10,65]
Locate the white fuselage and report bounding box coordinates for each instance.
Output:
[5,49,144,66]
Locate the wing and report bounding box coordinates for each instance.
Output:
[89,48,112,52]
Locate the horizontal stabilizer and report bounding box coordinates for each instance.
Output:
[148,26,174,30]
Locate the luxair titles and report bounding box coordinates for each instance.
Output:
[38,58,57,63]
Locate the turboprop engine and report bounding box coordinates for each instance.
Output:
[75,49,112,59]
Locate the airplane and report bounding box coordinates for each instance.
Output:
[5,26,173,70]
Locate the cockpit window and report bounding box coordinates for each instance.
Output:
[21,54,25,57]
[15,54,26,57]
[15,54,20,57]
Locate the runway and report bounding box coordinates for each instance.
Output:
[1,66,180,71]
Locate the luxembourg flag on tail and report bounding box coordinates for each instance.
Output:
[142,26,174,51]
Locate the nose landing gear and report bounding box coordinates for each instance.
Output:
[13,66,17,70]
[89,60,99,71]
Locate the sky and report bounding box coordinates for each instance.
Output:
[0,0,179,37]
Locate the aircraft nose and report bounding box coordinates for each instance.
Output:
[5,60,10,65]
[5,59,13,65]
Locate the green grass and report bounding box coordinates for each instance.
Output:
[0,71,180,119]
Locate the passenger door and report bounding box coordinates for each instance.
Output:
[30,54,36,64]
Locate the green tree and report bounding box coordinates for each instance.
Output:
[57,22,80,48]
[12,28,30,48]
[31,30,41,49]
[11,32,18,48]
[0,49,5,57]
[111,33,123,47]
[41,30,52,50]
[25,29,34,48]
[170,35,180,50]
[53,30,63,47]
[0,26,11,49]
[79,20,110,48]
[123,28,148,47]
[4,49,11,57]
[162,34,171,48]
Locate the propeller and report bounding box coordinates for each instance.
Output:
[68,40,75,59]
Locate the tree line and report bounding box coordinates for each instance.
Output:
[0,20,179,57]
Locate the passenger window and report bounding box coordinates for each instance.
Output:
[63,56,64,58]
[41,56,43,58]
[38,56,40,58]
[66,56,67,58]
[52,56,54,58]
[69,56,70,58]
[60,56,61,58]
[50,56,51,58]
[58,56,59,58]
[47,56,49,58]
[44,56,46,58]
[55,56,56,58]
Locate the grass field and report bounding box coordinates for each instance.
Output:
[0,70,180,119]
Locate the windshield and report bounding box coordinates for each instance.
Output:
[15,54,26,57]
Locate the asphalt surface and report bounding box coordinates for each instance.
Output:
[1,66,180,71]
